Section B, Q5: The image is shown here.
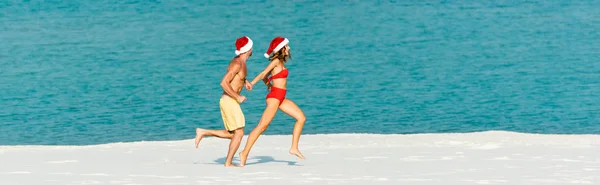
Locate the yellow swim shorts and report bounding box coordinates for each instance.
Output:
[219,96,245,131]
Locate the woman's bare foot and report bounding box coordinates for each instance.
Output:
[239,150,249,166]
[289,148,305,159]
[195,128,206,148]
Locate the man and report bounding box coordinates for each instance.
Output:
[195,36,254,167]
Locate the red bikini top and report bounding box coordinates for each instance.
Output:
[268,68,288,81]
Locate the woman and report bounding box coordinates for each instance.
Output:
[239,37,306,166]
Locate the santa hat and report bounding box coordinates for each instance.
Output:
[264,37,289,58]
[235,36,253,55]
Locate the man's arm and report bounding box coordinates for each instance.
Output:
[221,62,242,100]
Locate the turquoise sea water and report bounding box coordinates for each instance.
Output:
[1,0,600,145]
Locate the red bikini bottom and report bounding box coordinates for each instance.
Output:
[266,86,286,105]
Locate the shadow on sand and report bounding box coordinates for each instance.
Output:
[208,156,300,166]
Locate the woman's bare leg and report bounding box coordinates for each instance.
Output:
[278,98,306,159]
[238,98,281,166]
[195,128,234,148]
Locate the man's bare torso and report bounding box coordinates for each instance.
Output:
[223,58,247,97]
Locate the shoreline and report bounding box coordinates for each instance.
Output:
[1,130,599,184]
[1,130,599,147]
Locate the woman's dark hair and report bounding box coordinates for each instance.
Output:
[268,46,291,63]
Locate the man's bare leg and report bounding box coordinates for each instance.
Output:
[224,127,244,167]
[195,128,234,148]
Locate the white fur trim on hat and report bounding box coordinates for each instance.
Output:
[235,37,253,55]
[264,38,289,58]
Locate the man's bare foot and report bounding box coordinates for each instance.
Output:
[195,128,206,148]
[289,148,305,159]
[224,163,241,167]
[239,150,249,166]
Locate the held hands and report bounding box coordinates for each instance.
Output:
[238,80,273,103]
[245,80,253,91]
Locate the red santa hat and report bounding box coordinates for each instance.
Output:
[264,37,289,58]
[235,36,253,55]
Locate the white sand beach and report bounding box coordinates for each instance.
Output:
[1,131,599,185]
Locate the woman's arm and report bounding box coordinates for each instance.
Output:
[250,59,280,86]
[262,75,270,85]
[262,75,272,90]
